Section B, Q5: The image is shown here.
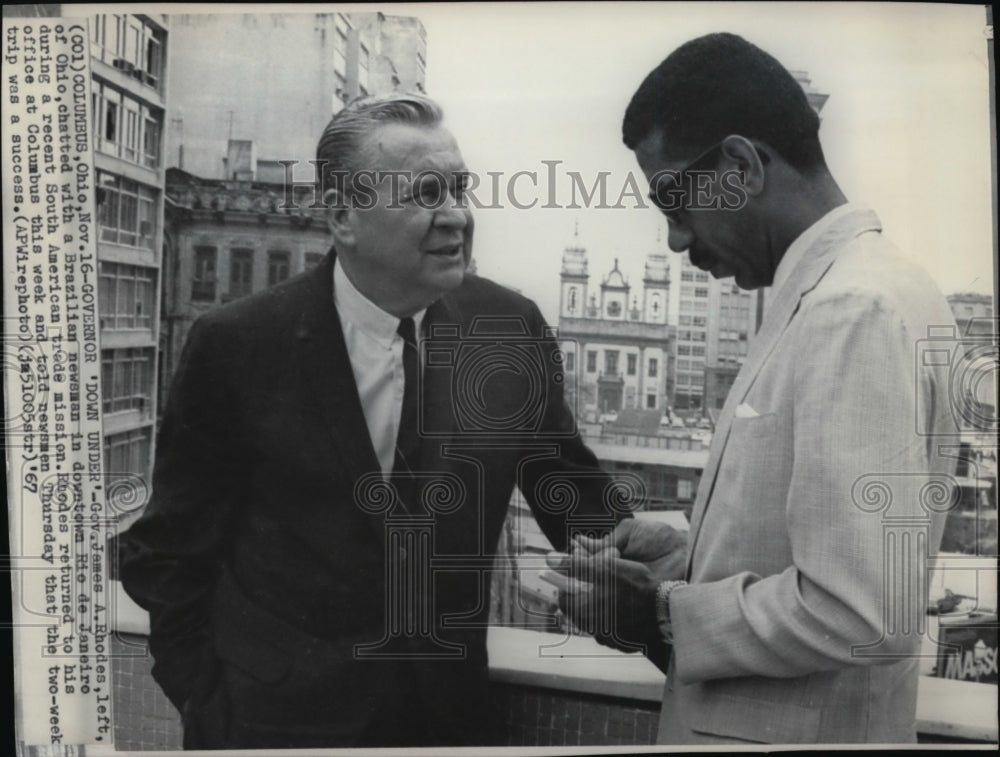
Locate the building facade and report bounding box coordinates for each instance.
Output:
[164,12,426,184]
[557,235,671,419]
[159,169,332,399]
[156,11,429,406]
[90,13,169,509]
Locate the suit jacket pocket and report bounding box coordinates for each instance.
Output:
[727,412,778,439]
[688,693,821,744]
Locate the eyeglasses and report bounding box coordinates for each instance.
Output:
[647,141,726,220]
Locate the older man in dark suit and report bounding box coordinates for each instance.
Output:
[120,93,622,749]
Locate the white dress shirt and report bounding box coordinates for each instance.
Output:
[333,258,425,476]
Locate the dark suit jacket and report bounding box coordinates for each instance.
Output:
[120,252,619,748]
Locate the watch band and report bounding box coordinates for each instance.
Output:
[655,579,687,643]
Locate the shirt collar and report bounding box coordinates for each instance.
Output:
[770,202,863,296]
[333,256,426,348]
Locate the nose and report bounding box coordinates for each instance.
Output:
[433,191,468,229]
[666,217,695,253]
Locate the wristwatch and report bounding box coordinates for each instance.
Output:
[655,579,687,643]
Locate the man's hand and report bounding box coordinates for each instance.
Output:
[573,517,688,583]
[545,549,659,655]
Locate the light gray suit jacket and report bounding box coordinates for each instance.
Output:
[659,206,961,744]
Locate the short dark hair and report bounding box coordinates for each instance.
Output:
[623,33,824,171]
[316,92,443,197]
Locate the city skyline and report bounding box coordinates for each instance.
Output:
[72,3,997,328]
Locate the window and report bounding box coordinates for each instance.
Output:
[104,89,120,145]
[122,97,141,161]
[695,271,709,282]
[677,359,690,371]
[646,394,657,409]
[565,351,575,371]
[692,316,707,327]
[681,271,693,282]
[143,109,161,168]
[648,358,658,378]
[604,350,619,376]
[191,246,218,302]
[305,252,324,269]
[678,479,693,501]
[104,427,152,491]
[607,300,621,318]
[101,348,154,414]
[99,262,156,329]
[96,171,157,249]
[93,82,161,167]
[627,354,637,376]
[677,345,691,356]
[586,351,597,373]
[680,285,693,296]
[229,248,254,299]
[267,250,291,286]
[692,346,705,357]
[695,287,709,298]
[679,315,692,326]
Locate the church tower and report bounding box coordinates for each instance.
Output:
[642,247,670,325]
[559,223,589,319]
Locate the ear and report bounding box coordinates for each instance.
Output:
[719,135,766,197]
[324,187,355,248]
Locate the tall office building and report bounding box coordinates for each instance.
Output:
[164,11,426,183]
[157,11,430,401]
[89,13,169,512]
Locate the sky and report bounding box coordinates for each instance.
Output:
[80,2,996,325]
[413,2,996,323]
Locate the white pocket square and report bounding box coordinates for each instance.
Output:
[735,403,760,418]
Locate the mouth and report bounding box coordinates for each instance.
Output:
[425,243,464,259]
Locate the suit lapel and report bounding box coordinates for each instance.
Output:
[685,208,882,575]
[293,251,389,548]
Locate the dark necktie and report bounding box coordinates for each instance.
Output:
[393,317,420,511]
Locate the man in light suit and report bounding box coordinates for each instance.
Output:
[120,93,621,749]
[551,33,962,744]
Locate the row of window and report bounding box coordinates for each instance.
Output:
[102,347,154,415]
[679,270,709,283]
[677,345,706,357]
[676,372,705,387]
[679,286,710,298]
[718,329,749,341]
[675,358,705,372]
[90,14,164,90]
[93,81,162,168]
[97,170,158,250]
[192,246,325,302]
[581,350,658,377]
[99,261,156,330]
[678,315,708,327]
[676,330,707,343]
[612,467,694,503]
[680,300,708,312]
